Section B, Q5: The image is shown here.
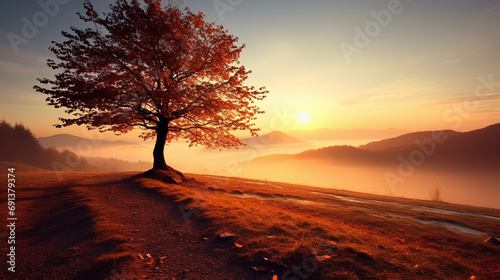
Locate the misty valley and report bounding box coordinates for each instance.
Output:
[34,123,500,209]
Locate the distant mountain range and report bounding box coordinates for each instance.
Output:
[37,123,500,172]
[240,128,409,147]
[245,123,500,171]
[241,130,306,146]
[38,134,137,148]
[39,128,406,149]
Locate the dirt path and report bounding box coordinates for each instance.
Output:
[76,176,259,279]
[1,173,119,280]
[1,173,261,280]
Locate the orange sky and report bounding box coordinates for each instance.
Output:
[1,1,499,141]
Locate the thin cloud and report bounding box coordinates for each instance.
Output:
[402,55,430,66]
[0,44,48,71]
[0,60,44,74]
[429,92,500,106]
[436,58,462,65]
[472,3,500,17]
[356,79,446,103]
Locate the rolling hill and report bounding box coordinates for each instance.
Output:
[239,123,500,207]
[251,123,500,170]
[359,130,459,151]
[6,171,500,279]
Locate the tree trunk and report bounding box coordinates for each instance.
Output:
[153,118,169,170]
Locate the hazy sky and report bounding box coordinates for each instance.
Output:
[1,0,499,140]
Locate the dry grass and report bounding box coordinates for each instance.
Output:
[0,167,137,277]
[135,174,500,280]
[4,164,499,279]
[72,185,136,264]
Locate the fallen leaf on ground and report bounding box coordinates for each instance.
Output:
[138,254,144,260]
[146,258,155,266]
[251,266,267,272]
[272,275,278,280]
[316,255,332,262]
[235,242,243,248]
[218,232,235,240]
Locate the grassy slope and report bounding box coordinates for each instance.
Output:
[2,166,499,279]
[136,174,500,280]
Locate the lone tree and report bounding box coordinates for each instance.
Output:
[35,0,267,172]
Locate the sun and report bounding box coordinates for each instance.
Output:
[298,111,310,125]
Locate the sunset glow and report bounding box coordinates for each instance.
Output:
[298,111,310,125]
[1,2,499,278]
[1,1,499,139]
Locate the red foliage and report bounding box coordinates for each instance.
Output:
[35,0,268,169]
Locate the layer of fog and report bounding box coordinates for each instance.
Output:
[239,158,500,210]
[65,139,367,173]
[62,139,500,209]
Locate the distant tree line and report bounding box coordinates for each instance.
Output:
[0,120,92,171]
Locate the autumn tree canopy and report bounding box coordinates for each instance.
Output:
[35,0,268,171]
